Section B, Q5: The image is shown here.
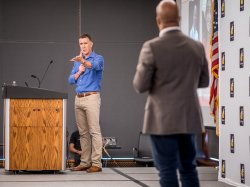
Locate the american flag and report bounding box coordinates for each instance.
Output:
[209,0,219,133]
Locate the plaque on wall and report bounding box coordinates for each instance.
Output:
[221,0,225,18]
[221,52,225,70]
[230,134,235,153]
[240,164,245,184]
[239,48,244,68]
[221,106,225,124]
[239,106,244,126]
[230,21,234,41]
[221,159,226,178]
[240,0,244,11]
[230,78,234,97]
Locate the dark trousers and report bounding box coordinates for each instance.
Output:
[150,134,199,187]
[74,154,81,167]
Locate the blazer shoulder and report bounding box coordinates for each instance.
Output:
[143,36,161,46]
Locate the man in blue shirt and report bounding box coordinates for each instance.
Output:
[68,33,104,173]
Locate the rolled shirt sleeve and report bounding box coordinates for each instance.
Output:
[91,55,104,71]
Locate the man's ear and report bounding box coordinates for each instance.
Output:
[156,16,162,30]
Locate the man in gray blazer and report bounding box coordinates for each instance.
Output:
[133,0,209,187]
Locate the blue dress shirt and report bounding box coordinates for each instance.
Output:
[68,51,104,94]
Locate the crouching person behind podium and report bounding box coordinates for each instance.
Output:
[68,33,104,173]
[69,130,82,167]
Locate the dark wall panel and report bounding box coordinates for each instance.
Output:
[0,0,79,150]
[0,0,160,158]
[0,0,3,39]
[0,42,78,133]
[1,0,79,41]
[0,43,3,147]
[82,0,159,43]
[0,0,4,145]
[0,0,218,160]
[1,43,76,90]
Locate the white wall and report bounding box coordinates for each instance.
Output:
[219,0,250,186]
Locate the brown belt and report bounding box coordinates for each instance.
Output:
[77,92,98,97]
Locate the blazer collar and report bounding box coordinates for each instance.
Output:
[159,26,181,37]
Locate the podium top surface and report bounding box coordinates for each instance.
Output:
[2,85,68,99]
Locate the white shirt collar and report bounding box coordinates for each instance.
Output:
[159,26,180,37]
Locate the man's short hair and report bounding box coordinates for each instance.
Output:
[80,33,93,42]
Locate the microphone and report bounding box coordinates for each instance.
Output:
[24,81,29,87]
[31,74,41,88]
[40,60,54,87]
[82,53,85,59]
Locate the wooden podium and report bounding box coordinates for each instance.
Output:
[2,85,67,172]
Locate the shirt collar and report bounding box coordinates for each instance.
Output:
[159,26,180,37]
[86,51,95,59]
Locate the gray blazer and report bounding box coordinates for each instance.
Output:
[133,30,209,135]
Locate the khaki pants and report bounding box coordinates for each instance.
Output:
[74,93,102,168]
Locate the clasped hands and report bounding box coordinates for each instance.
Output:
[70,51,86,65]
[70,51,92,69]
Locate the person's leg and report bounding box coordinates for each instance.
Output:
[85,94,102,168]
[74,96,91,167]
[74,154,81,167]
[151,135,179,187]
[178,134,199,187]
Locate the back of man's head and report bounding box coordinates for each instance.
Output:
[156,0,180,30]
